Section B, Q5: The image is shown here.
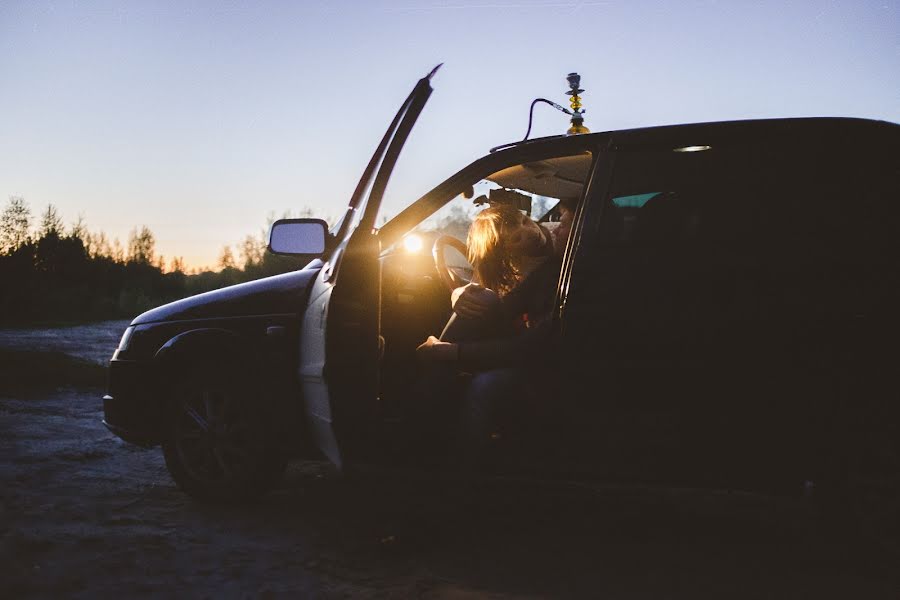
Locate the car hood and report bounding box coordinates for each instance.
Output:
[132,262,322,325]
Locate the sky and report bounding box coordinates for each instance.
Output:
[1,0,897,270]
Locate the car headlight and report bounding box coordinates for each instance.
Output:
[117,326,136,352]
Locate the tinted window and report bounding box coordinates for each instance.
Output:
[567,134,899,363]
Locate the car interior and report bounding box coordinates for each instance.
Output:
[373,152,594,441]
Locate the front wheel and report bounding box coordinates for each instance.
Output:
[162,366,287,502]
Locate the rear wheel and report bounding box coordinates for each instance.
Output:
[162,365,287,502]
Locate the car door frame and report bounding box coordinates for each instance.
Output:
[376,133,611,475]
[299,66,439,469]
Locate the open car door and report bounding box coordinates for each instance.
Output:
[298,66,439,469]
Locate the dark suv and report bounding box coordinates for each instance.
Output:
[103,68,899,502]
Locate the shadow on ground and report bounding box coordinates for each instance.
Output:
[0,349,897,598]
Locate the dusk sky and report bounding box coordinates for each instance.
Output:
[2,0,897,270]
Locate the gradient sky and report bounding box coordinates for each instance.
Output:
[1,0,897,270]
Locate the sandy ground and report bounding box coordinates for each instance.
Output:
[0,322,897,598]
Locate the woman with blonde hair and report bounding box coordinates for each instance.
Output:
[466,203,550,296]
[418,202,563,365]
[414,201,568,469]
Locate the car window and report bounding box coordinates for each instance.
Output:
[383,151,594,265]
[418,184,562,239]
[393,185,570,270]
[566,135,898,363]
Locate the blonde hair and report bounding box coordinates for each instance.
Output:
[466,204,523,296]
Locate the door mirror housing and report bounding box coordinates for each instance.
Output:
[268,219,329,255]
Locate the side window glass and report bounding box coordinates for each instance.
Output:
[384,152,593,266]
[568,135,896,362]
[602,191,702,244]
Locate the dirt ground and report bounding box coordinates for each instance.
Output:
[0,323,897,598]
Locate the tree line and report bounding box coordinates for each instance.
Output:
[0,196,314,326]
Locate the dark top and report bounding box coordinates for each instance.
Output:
[455,257,561,371]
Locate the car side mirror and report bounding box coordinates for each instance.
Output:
[268,219,329,255]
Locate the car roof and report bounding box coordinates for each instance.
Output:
[378,117,896,248]
[492,117,897,154]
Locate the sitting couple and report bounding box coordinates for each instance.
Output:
[414,201,573,468]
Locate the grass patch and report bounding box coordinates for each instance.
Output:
[0,349,106,393]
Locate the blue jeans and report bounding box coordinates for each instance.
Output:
[455,367,522,471]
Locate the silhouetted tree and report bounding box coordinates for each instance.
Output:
[170,256,185,274]
[218,245,236,270]
[435,204,473,240]
[1,206,330,325]
[239,234,265,270]
[127,226,155,264]
[111,238,124,263]
[1,196,32,253]
[69,214,88,241]
[38,204,64,238]
[86,231,110,259]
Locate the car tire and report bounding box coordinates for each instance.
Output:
[161,362,287,503]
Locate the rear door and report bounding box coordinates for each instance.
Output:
[299,66,439,469]
[561,120,900,488]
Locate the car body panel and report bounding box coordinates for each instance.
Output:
[557,117,898,487]
[131,264,321,325]
[103,266,320,447]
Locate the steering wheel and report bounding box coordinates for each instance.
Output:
[432,235,474,290]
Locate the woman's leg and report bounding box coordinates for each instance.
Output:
[405,316,488,450]
[455,368,523,471]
